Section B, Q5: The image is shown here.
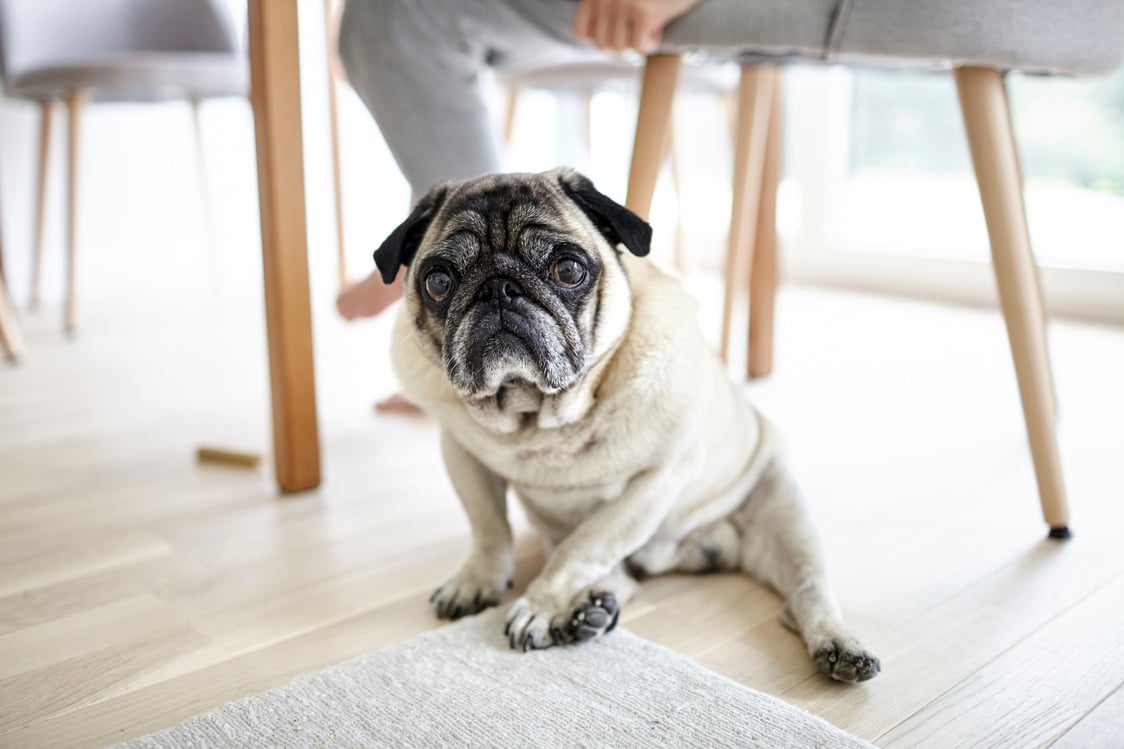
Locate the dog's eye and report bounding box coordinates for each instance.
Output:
[424,270,453,301]
[551,258,587,288]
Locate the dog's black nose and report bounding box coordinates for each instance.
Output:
[477,277,524,304]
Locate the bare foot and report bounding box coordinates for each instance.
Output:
[337,271,404,321]
[375,393,422,414]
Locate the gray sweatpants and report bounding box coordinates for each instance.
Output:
[338,0,600,199]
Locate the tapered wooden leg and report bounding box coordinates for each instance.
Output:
[249,0,322,493]
[190,99,220,260]
[30,100,53,310]
[747,75,783,378]
[0,278,23,362]
[1000,82,1056,417]
[323,0,348,289]
[665,121,689,276]
[721,66,775,363]
[0,230,24,361]
[503,88,520,146]
[64,90,88,334]
[625,54,681,219]
[582,90,595,156]
[954,66,1069,536]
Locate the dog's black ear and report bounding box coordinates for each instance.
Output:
[558,171,652,257]
[373,184,450,283]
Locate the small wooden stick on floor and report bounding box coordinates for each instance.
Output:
[196,446,262,468]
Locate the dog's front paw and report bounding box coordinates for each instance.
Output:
[505,590,622,651]
[550,591,621,645]
[812,638,881,683]
[504,595,557,651]
[431,562,512,620]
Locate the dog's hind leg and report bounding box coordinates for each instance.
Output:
[731,462,881,683]
[669,519,742,574]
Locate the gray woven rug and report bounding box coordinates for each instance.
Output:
[114,607,871,748]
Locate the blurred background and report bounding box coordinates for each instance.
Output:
[2,2,1121,327]
[1,0,1122,447]
[2,6,1123,742]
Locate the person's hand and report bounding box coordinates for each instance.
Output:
[572,0,704,54]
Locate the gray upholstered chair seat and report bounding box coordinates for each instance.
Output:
[662,0,1124,75]
[5,52,247,101]
[497,57,736,94]
[662,0,838,61]
[0,0,246,100]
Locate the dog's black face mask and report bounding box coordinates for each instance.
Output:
[374,169,651,400]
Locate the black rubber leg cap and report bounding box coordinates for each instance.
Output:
[1048,525,1072,540]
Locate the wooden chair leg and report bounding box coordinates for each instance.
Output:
[747,74,783,379]
[1001,82,1056,417]
[664,120,689,277]
[30,100,53,310]
[503,87,520,146]
[190,99,220,263]
[64,90,88,334]
[720,66,775,363]
[954,66,1070,537]
[0,271,24,362]
[0,225,24,361]
[582,90,595,157]
[324,0,348,289]
[625,54,681,219]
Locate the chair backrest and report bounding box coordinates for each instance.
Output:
[0,0,241,82]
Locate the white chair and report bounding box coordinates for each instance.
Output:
[0,0,247,332]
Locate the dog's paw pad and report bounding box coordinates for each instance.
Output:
[551,591,620,646]
[814,641,881,683]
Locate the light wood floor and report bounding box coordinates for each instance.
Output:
[1,283,1122,748]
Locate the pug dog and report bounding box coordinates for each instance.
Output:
[375,168,880,683]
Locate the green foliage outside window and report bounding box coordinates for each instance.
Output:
[850,67,1124,195]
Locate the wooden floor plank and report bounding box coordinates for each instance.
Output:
[0,530,172,598]
[0,595,186,681]
[1051,683,1124,749]
[779,528,1124,739]
[0,659,263,749]
[0,624,207,734]
[879,575,1124,748]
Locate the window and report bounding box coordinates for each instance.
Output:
[782,64,1124,321]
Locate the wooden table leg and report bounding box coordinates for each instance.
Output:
[248,0,322,493]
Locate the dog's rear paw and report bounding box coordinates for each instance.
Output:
[431,566,511,620]
[551,591,621,645]
[813,640,881,683]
